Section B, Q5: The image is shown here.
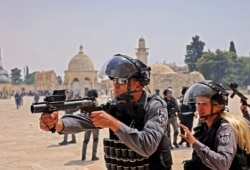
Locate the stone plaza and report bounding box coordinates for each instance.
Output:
[0,93,245,170]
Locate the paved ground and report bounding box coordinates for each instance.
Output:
[0,94,245,170]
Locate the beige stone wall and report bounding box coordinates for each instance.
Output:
[64,70,98,97]
[11,84,35,92]
[150,72,205,97]
[34,70,60,91]
[100,79,113,96]
[0,83,12,98]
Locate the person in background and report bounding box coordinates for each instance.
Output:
[82,89,100,161]
[58,89,78,145]
[155,89,161,97]
[33,92,40,103]
[240,103,250,122]
[14,91,21,109]
[178,87,197,147]
[163,88,180,149]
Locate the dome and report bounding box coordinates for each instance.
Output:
[189,71,205,80]
[150,63,175,74]
[68,45,94,71]
[0,69,10,83]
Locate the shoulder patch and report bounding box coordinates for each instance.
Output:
[158,107,168,124]
[218,131,231,145]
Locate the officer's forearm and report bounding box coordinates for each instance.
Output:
[109,119,121,133]
[55,119,64,132]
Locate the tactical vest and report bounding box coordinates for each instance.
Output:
[183,117,249,170]
[103,95,172,170]
[164,97,178,117]
[179,96,196,114]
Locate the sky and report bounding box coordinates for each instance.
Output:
[0,0,250,78]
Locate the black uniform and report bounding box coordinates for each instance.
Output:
[61,91,173,170]
[163,97,180,147]
[183,117,242,170]
[178,96,196,146]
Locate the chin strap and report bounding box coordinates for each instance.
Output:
[116,90,142,102]
[199,112,220,121]
[199,102,224,121]
[144,85,151,94]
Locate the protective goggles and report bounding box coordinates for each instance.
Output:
[112,78,128,85]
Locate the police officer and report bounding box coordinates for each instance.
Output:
[163,88,180,149]
[58,89,78,145]
[180,82,250,170]
[178,87,196,147]
[240,103,250,122]
[39,54,173,170]
[155,89,161,97]
[82,89,100,161]
[14,91,21,109]
[33,92,40,103]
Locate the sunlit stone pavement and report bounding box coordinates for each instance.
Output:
[0,94,244,170]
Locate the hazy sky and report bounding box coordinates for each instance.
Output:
[0,0,249,78]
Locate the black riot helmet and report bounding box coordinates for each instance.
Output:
[183,82,228,120]
[87,89,98,98]
[163,88,173,96]
[183,82,228,105]
[98,54,151,86]
[181,87,189,95]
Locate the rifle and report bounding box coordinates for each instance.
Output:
[31,89,144,113]
[228,83,250,108]
[31,90,144,132]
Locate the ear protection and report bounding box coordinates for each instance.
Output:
[119,54,151,86]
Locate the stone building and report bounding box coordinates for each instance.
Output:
[100,37,205,97]
[34,70,60,93]
[64,45,98,97]
[0,48,11,98]
[31,38,205,98]
[135,37,205,97]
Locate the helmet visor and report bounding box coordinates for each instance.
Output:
[98,55,139,79]
[183,83,217,104]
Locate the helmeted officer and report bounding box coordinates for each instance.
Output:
[58,89,78,145]
[81,89,100,161]
[180,82,250,170]
[178,87,196,147]
[39,54,173,170]
[163,88,180,149]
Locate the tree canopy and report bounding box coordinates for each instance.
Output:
[184,36,250,88]
[184,35,205,72]
[10,68,22,84]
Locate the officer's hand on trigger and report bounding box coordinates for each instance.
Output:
[91,110,121,133]
[39,112,59,132]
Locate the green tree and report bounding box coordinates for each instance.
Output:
[229,41,237,54]
[184,35,205,72]
[196,50,235,84]
[237,56,250,86]
[10,67,22,84]
[24,72,37,85]
[229,41,237,59]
